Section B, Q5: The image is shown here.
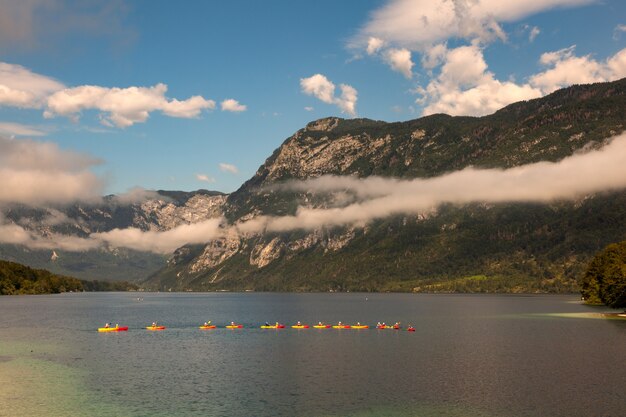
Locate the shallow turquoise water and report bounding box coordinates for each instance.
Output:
[0,293,624,416]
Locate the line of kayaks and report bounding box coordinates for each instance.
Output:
[100,322,416,332]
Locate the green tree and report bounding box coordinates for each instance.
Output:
[580,242,626,308]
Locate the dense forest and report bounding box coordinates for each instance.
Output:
[0,260,138,295]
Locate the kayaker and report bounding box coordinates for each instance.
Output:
[265,322,270,326]
[318,321,323,326]
[377,322,381,327]
[297,321,302,326]
[152,322,157,328]
[104,323,110,328]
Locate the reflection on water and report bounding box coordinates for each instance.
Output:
[0,293,624,417]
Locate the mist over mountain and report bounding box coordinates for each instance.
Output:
[3,78,626,291]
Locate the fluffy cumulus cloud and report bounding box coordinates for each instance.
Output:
[218,163,239,174]
[0,135,103,206]
[366,37,385,55]
[416,44,626,116]
[530,46,626,93]
[417,43,542,116]
[220,99,247,112]
[44,83,216,127]
[0,61,238,128]
[353,0,594,50]
[349,0,621,116]
[300,74,358,116]
[0,62,64,108]
[384,48,414,78]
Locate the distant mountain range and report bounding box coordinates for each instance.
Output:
[3,78,626,292]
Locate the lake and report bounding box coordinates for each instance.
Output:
[0,293,624,417]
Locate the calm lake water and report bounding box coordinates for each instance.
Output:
[0,292,624,417]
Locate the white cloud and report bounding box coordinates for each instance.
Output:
[304,106,314,111]
[0,135,103,206]
[421,43,448,70]
[353,0,595,50]
[300,74,358,116]
[366,37,385,55]
[112,187,163,205]
[0,62,64,108]
[613,24,626,39]
[384,48,414,78]
[0,220,101,251]
[221,98,247,112]
[218,163,239,174]
[530,46,626,93]
[196,173,215,183]
[418,44,542,116]
[0,122,46,137]
[416,44,626,117]
[91,218,224,254]
[529,26,541,42]
[44,83,215,128]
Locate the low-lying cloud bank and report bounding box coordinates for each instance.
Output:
[3,132,626,254]
[0,135,103,206]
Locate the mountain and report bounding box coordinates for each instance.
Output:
[0,190,227,281]
[145,78,626,292]
[3,79,626,292]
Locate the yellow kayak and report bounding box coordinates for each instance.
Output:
[98,326,128,332]
[313,324,331,328]
[291,325,309,329]
[226,324,243,329]
[146,326,166,331]
[261,324,285,329]
[351,325,369,329]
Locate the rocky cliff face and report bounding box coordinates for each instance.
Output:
[145,79,626,291]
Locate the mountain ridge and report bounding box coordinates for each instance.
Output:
[145,78,626,291]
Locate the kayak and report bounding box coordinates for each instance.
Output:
[376,325,395,329]
[261,324,285,329]
[351,325,369,329]
[199,325,217,329]
[332,325,351,329]
[226,324,243,329]
[407,327,416,332]
[98,326,128,332]
[146,326,166,331]
[291,325,309,329]
[313,324,331,329]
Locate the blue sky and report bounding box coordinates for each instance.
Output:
[1,0,625,197]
